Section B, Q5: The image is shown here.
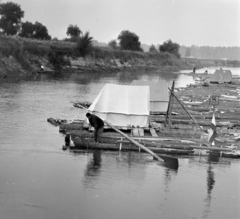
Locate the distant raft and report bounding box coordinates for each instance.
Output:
[210,70,232,84]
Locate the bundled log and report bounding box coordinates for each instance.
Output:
[70,136,240,158]
[47,117,67,126]
[59,121,84,133]
[152,117,234,128]
[168,114,240,120]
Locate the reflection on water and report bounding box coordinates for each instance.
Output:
[163,167,177,193]
[1,69,179,85]
[85,150,102,177]
[203,154,217,218]
[174,74,195,88]
[0,69,240,219]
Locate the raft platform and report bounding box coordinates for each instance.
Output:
[48,76,240,159]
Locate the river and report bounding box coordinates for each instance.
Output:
[0,69,239,219]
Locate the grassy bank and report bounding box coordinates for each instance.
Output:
[1,35,239,77]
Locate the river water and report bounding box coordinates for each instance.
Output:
[0,69,239,219]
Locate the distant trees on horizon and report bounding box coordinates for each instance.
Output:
[1,1,239,60]
[180,45,240,61]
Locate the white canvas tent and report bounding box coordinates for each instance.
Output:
[88,83,150,127]
[131,80,169,113]
[210,70,232,83]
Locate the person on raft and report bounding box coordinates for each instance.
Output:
[204,67,208,74]
[65,134,70,146]
[193,66,196,74]
[86,113,104,144]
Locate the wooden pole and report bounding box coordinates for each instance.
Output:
[168,81,175,127]
[165,81,175,127]
[168,88,204,131]
[211,105,216,146]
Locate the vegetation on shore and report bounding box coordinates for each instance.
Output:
[0,34,184,76]
[1,34,240,77]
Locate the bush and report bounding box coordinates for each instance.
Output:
[159,40,181,58]
[75,32,93,57]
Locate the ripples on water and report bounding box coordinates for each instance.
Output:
[0,70,239,219]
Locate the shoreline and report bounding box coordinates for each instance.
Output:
[1,35,240,78]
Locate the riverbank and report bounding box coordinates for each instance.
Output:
[1,35,240,78]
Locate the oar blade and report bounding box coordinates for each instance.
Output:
[157,154,179,170]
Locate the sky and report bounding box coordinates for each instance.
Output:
[1,0,240,47]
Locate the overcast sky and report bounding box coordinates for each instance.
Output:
[2,0,240,47]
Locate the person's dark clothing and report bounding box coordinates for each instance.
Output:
[193,67,196,73]
[88,114,104,130]
[93,127,104,143]
[65,134,70,146]
[87,114,104,143]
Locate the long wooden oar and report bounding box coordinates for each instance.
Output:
[104,120,178,163]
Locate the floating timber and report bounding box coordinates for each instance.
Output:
[49,75,240,159]
[67,129,240,158]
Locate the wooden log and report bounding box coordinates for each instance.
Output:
[72,137,135,150]
[66,122,235,141]
[172,105,211,112]
[167,109,211,115]
[47,117,61,126]
[104,120,165,161]
[69,128,201,142]
[158,130,201,138]
[152,117,234,127]
[167,114,240,120]
[71,136,239,158]
[164,144,238,152]
[116,137,239,149]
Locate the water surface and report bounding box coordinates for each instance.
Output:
[0,69,239,219]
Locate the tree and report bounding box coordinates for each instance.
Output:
[76,31,93,57]
[66,24,81,38]
[159,39,181,58]
[117,30,142,51]
[19,21,51,40]
[149,44,158,53]
[108,39,117,49]
[18,21,35,38]
[0,2,24,35]
[33,22,51,40]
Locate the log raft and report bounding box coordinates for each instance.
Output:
[52,77,240,159]
[69,132,240,158]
